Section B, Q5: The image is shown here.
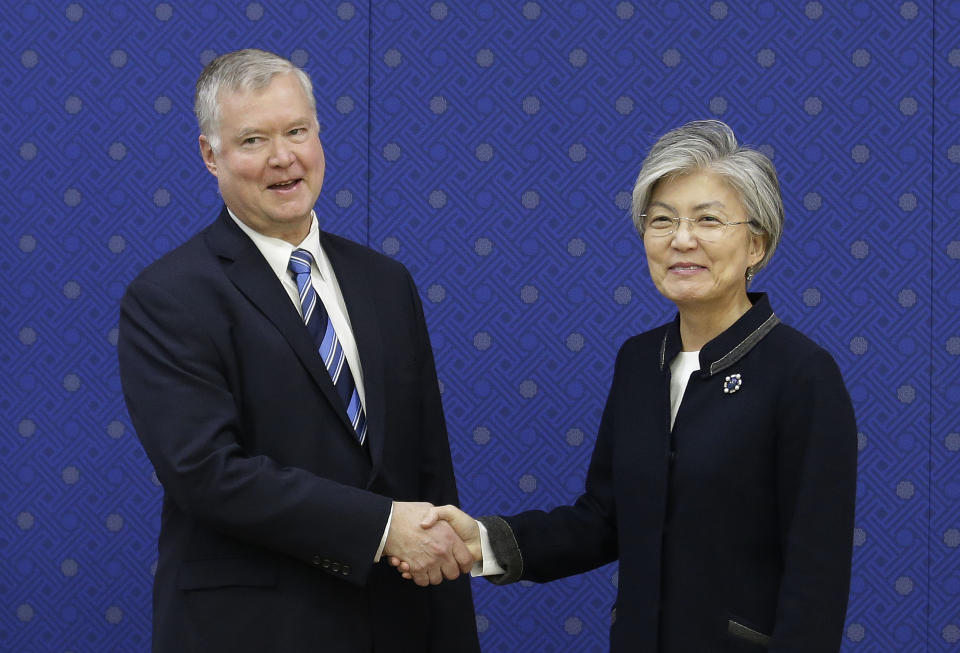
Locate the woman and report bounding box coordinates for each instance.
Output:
[398,120,858,652]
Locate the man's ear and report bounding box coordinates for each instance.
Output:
[198,135,218,177]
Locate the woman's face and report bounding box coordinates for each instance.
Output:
[643,169,765,313]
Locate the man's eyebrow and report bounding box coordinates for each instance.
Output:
[234,127,259,140]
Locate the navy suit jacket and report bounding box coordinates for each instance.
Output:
[118,208,479,653]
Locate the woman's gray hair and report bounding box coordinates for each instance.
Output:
[631,120,784,276]
[195,49,316,152]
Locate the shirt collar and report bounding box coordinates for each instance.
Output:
[659,293,781,376]
[227,209,325,280]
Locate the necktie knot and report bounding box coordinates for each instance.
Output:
[288,249,313,277]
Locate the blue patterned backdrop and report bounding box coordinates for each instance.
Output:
[2,1,959,651]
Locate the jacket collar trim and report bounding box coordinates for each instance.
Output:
[708,312,780,376]
[659,329,668,370]
[658,293,779,375]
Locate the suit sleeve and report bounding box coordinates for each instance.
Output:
[397,271,480,652]
[118,277,392,587]
[483,346,624,584]
[770,347,858,652]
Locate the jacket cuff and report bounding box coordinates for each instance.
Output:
[477,515,523,585]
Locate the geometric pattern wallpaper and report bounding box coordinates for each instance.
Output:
[1,1,958,651]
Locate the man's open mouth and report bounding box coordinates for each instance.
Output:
[269,179,301,190]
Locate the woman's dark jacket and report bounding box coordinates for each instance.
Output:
[481,294,858,652]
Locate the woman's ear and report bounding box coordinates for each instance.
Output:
[748,233,766,268]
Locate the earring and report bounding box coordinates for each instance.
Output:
[745,266,755,282]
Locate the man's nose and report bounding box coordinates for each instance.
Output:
[268,142,295,167]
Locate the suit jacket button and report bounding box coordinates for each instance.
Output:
[330,562,341,573]
[311,555,322,567]
[341,565,351,575]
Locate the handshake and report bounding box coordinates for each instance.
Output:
[383,502,481,587]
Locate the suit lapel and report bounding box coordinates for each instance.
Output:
[204,210,357,437]
[321,232,387,479]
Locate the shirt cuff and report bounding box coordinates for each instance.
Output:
[373,503,393,562]
[471,519,505,576]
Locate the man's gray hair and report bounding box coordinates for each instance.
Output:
[195,48,316,152]
[631,120,784,276]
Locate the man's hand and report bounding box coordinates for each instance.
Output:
[390,505,481,580]
[382,501,474,587]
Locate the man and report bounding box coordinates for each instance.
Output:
[118,49,480,652]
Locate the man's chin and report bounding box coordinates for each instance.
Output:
[266,203,315,225]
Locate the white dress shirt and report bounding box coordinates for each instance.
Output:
[229,210,392,560]
[669,350,701,430]
[229,210,366,408]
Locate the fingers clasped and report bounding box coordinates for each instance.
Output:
[386,504,479,586]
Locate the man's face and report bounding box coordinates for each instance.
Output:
[199,72,325,244]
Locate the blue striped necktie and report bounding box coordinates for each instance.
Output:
[288,249,367,445]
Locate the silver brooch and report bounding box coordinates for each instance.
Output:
[723,373,742,394]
